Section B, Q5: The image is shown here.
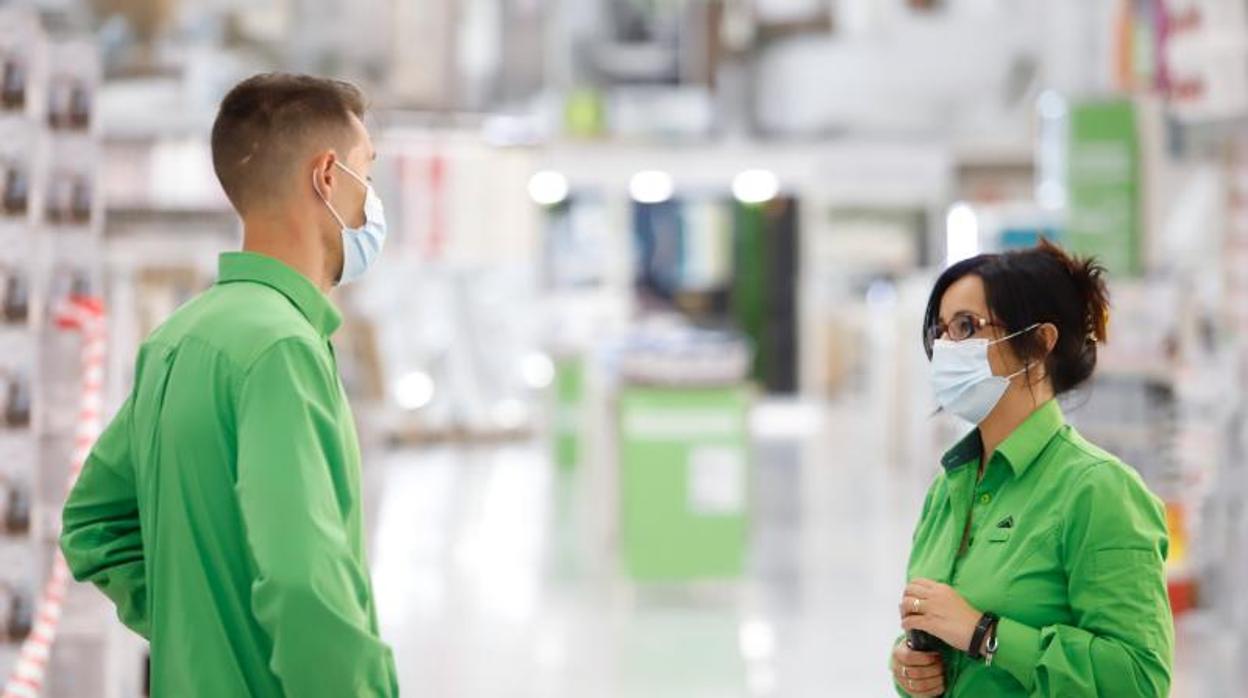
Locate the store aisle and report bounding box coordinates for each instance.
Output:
[363,401,1214,697]
[362,401,913,697]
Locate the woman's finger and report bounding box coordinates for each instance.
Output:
[903,675,944,696]
[895,662,944,681]
[901,595,924,617]
[894,642,942,668]
[904,582,933,600]
[894,645,942,667]
[901,614,934,633]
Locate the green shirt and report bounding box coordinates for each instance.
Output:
[60,252,399,697]
[899,399,1173,697]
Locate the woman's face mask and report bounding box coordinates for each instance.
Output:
[928,324,1039,424]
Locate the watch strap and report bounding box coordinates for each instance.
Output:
[968,612,1000,660]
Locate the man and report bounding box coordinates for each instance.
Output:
[59,73,398,696]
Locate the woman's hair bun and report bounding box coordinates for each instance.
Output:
[1036,238,1110,346]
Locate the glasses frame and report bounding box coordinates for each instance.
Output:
[925,311,1004,349]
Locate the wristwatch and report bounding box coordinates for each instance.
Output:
[968,612,1000,661]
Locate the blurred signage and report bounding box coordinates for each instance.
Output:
[1067,99,1142,277]
[1161,0,1248,121]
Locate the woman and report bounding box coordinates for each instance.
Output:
[890,240,1173,697]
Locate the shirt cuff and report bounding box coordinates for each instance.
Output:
[994,617,1042,691]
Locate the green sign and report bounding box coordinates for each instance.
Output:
[553,356,585,472]
[1067,99,1142,276]
[618,385,750,581]
[564,88,606,138]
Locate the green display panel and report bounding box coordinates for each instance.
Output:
[1067,99,1142,277]
[618,385,750,581]
[733,203,766,383]
[564,88,606,138]
[553,356,585,472]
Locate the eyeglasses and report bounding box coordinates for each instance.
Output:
[925,311,1001,349]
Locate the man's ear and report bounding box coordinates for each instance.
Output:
[311,150,338,198]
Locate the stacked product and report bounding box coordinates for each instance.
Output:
[0,8,126,697]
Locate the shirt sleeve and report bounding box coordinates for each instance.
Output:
[991,463,1173,696]
[61,395,150,638]
[236,338,398,698]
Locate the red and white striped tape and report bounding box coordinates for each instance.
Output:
[2,297,106,698]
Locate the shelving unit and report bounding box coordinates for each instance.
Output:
[0,6,46,680]
[1199,133,1248,664]
[0,7,142,697]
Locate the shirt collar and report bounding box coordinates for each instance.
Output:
[216,252,342,337]
[940,399,1066,477]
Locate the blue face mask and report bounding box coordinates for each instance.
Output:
[316,161,387,285]
[929,324,1039,424]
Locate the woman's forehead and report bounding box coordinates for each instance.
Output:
[938,275,989,321]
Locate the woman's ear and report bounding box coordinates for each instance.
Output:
[1039,323,1059,356]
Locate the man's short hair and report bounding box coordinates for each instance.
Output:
[211,73,365,214]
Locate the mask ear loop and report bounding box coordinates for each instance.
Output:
[1004,323,1054,395]
[991,323,1043,384]
[1004,363,1033,381]
[987,322,1042,346]
[334,160,368,187]
[313,169,347,229]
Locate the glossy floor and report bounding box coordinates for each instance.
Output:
[365,401,1227,697]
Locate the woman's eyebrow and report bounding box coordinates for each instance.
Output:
[938,308,977,324]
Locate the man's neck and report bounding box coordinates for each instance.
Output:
[241,211,333,293]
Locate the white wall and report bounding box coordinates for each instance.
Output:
[755,0,1112,138]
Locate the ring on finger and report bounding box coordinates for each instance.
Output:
[912,597,921,614]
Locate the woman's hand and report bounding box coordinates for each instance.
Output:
[891,639,945,697]
[899,578,983,653]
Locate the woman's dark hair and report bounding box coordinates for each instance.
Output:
[922,239,1111,395]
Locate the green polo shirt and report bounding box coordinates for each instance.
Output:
[898,399,1173,697]
[60,252,398,697]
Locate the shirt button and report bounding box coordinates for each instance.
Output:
[979,493,992,505]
